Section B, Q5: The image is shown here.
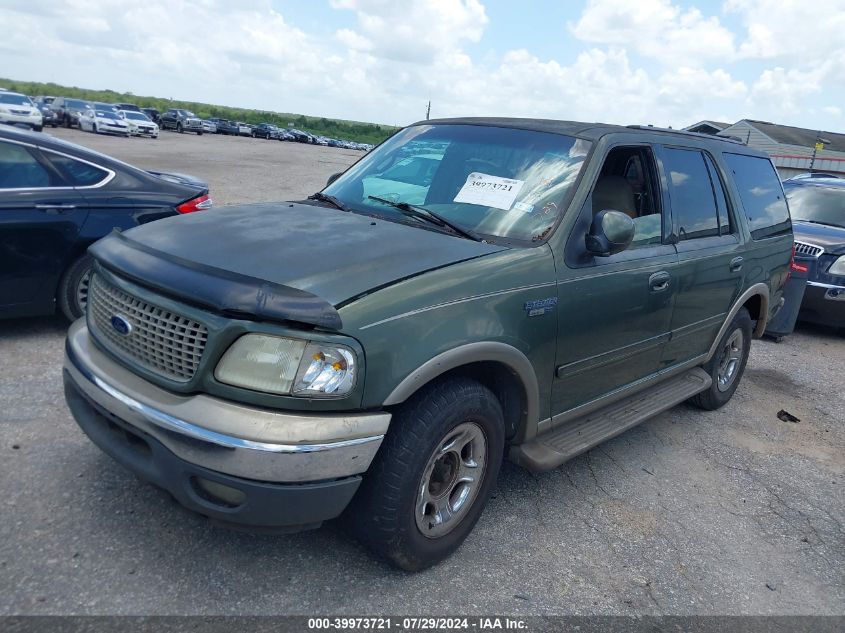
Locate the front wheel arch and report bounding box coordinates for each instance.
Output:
[383,342,540,443]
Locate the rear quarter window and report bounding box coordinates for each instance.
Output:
[723,153,791,240]
[44,153,110,187]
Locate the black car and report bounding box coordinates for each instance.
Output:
[251,123,279,139]
[50,97,94,128]
[0,126,212,321]
[783,176,845,329]
[210,118,240,135]
[159,108,203,135]
[142,107,161,124]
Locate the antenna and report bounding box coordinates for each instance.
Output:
[426,100,431,120]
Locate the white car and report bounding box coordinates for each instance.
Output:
[0,91,43,131]
[201,119,217,133]
[78,108,130,136]
[120,110,159,137]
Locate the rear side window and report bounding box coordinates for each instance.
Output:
[45,153,109,186]
[723,153,791,239]
[663,147,720,240]
[0,141,54,189]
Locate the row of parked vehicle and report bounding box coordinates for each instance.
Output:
[1,89,375,149]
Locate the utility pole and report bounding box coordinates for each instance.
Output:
[809,131,828,172]
[425,101,431,120]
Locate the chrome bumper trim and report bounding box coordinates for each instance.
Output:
[64,320,389,483]
[806,281,845,290]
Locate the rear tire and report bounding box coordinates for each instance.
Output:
[347,377,504,571]
[691,307,752,410]
[57,255,93,321]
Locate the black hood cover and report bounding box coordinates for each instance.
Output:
[89,202,505,329]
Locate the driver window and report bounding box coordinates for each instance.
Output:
[592,146,662,248]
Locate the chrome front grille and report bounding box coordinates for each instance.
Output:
[795,241,824,258]
[87,273,208,382]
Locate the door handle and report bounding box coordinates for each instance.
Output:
[35,204,76,214]
[649,271,671,292]
[730,256,744,272]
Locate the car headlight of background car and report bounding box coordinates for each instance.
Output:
[214,334,357,397]
[829,255,845,277]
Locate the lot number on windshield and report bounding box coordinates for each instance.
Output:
[454,172,525,211]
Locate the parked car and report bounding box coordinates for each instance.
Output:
[113,102,142,113]
[141,107,161,124]
[0,91,43,131]
[252,123,279,139]
[159,108,203,135]
[120,110,159,138]
[39,105,58,128]
[78,106,130,136]
[0,126,211,321]
[783,177,845,329]
[62,118,792,570]
[287,128,313,143]
[33,95,56,108]
[207,118,238,135]
[236,122,252,136]
[51,97,94,128]
[201,119,217,134]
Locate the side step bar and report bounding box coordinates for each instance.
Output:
[510,368,711,473]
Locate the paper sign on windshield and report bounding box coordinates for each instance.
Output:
[454,173,525,211]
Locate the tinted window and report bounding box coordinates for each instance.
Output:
[663,148,719,240]
[723,153,791,239]
[0,142,53,188]
[0,93,32,106]
[784,185,845,229]
[703,153,732,234]
[45,153,109,186]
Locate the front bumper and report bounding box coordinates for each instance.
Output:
[63,320,390,528]
[97,122,129,135]
[800,282,845,328]
[0,113,42,128]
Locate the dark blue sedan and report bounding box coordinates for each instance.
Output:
[783,176,845,329]
[0,125,211,321]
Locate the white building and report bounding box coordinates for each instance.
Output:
[684,119,845,179]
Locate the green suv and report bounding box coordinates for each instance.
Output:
[63,118,793,570]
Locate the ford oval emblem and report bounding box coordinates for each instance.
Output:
[110,314,132,336]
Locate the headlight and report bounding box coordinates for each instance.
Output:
[829,255,845,276]
[215,334,357,397]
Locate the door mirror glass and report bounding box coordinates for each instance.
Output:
[326,172,343,187]
[586,210,635,257]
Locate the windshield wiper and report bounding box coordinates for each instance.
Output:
[367,195,483,242]
[308,192,348,211]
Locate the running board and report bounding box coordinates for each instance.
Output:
[510,368,711,473]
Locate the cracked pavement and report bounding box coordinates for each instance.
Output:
[1,129,843,615]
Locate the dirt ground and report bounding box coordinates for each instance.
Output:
[1,126,843,616]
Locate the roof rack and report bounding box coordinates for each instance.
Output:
[626,125,746,144]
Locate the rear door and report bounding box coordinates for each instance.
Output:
[0,139,88,314]
[657,146,744,365]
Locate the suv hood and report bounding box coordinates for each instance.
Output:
[90,202,506,329]
[794,221,845,254]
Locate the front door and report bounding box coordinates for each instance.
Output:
[0,140,87,313]
[552,144,678,415]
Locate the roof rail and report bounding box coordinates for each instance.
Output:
[625,125,746,144]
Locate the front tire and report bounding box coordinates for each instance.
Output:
[57,255,93,321]
[347,377,504,571]
[691,307,752,410]
[177,123,183,133]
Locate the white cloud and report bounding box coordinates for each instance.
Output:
[570,0,736,66]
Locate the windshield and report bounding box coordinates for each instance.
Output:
[0,93,33,106]
[95,109,119,120]
[785,185,845,229]
[124,111,150,121]
[177,110,196,117]
[324,124,591,242]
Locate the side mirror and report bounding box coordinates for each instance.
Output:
[326,172,343,187]
[586,210,635,257]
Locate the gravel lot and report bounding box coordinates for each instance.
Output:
[1,127,843,616]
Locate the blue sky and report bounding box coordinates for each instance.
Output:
[1,0,843,133]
